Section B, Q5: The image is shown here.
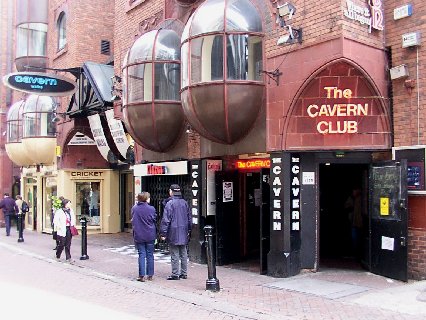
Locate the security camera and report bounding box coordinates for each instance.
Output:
[277,2,296,19]
[277,34,291,45]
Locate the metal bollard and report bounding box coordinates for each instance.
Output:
[203,225,220,292]
[17,213,24,243]
[79,217,89,260]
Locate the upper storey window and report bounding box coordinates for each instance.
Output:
[57,12,67,51]
[16,23,47,58]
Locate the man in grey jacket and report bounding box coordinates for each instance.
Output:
[160,184,192,280]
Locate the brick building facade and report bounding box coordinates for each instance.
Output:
[1,0,425,279]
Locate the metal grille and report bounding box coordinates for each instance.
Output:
[142,175,191,252]
[101,40,110,55]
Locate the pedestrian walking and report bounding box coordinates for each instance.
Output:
[0,193,19,236]
[132,192,157,282]
[53,199,76,263]
[160,184,192,280]
[52,196,64,250]
[15,195,28,231]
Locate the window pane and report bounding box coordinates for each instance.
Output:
[190,35,223,84]
[58,13,67,50]
[227,35,262,81]
[16,23,47,57]
[127,64,151,103]
[75,182,100,226]
[23,113,38,137]
[154,63,180,101]
[45,179,57,230]
[181,43,189,89]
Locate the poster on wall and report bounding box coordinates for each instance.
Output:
[223,182,233,202]
[407,162,424,190]
[206,160,222,215]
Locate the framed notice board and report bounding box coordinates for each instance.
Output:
[393,146,425,191]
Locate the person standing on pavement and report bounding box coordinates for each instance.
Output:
[132,192,157,282]
[53,199,76,263]
[160,184,192,280]
[15,195,26,231]
[0,193,19,236]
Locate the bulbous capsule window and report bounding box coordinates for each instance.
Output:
[122,28,185,152]
[180,0,265,144]
[123,29,181,104]
[22,95,56,138]
[6,100,26,143]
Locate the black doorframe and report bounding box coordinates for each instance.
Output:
[309,152,373,271]
[260,168,270,274]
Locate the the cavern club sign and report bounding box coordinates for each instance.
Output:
[307,86,368,135]
[3,72,77,96]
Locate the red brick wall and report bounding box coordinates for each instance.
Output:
[385,1,426,146]
[385,1,426,280]
[407,195,426,280]
[47,0,114,169]
[0,0,19,219]
[408,229,426,280]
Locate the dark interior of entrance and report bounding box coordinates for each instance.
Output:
[319,163,369,270]
[216,169,270,274]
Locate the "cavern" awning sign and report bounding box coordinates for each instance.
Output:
[3,72,77,96]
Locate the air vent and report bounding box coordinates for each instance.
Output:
[101,40,110,55]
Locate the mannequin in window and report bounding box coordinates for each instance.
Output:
[89,183,100,217]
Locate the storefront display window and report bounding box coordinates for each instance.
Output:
[75,182,100,226]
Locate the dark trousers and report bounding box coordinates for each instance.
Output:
[56,227,72,260]
[4,215,12,236]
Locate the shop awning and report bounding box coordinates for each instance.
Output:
[67,62,114,117]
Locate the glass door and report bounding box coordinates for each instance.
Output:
[43,177,57,232]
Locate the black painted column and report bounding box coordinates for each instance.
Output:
[267,152,301,277]
[187,160,206,264]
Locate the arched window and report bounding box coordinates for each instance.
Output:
[57,12,67,50]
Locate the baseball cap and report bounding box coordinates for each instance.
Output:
[170,184,182,195]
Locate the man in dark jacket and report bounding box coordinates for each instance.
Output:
[0,193,19,236]
[160,184,192,280]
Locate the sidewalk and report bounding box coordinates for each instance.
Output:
[1,229,425,320]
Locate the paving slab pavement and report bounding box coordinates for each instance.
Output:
[1,229,425,319]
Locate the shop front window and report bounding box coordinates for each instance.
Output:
[75,182,100,226]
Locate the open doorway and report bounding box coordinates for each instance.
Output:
[215,169,270,274]
[319,163,369,270]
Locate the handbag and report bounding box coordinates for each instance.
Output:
[70,226,79,236]
[52,231,57,240]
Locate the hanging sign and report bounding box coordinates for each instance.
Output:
[133,161,188,176]
[88,114,113,162]
[236,159,270,170]
[3,72,77,96]
[105,109,131,158]
[68,132,96,145]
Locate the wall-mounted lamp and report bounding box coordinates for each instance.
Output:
[277,26,303,45]
[185,124,192,134]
